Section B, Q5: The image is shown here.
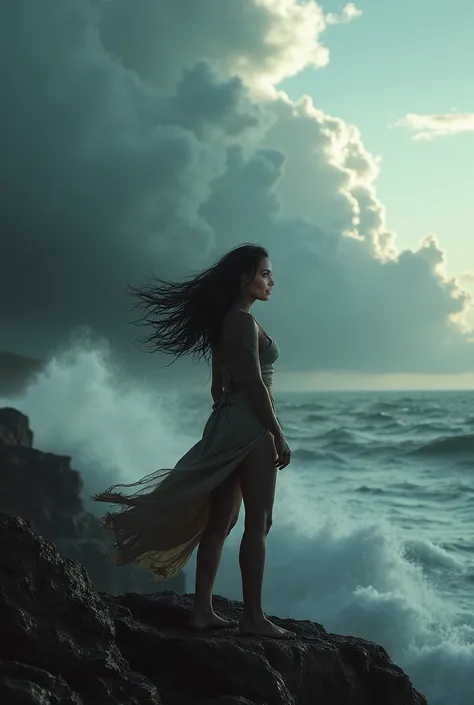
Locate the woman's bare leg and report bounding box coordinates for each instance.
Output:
[238,432,293,638]
[189,471,242,629]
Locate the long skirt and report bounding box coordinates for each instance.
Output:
[92,389,271,580]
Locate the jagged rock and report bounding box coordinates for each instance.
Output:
[0,406,34,447]
[0,513,428,705]
[0,407,185,595]
[0,514,161,704]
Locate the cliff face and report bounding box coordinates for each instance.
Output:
[0,513,427,705]
[0,407,185,595]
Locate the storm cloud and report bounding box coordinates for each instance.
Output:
[1,0,473,376]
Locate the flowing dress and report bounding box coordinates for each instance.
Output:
[93,320,279,580]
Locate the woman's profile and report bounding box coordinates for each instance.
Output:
[93,244,293,638]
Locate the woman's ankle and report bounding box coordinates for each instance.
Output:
[242,605,266,623]
[192,599,214,615]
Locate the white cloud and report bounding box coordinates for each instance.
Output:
[395,112,474,140]
[459,273,474,285]
[260,93,390,257]
[326,2,363,25]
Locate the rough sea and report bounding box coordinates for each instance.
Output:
[2,346,474,705]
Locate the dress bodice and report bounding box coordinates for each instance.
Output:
[257,323,279,388]
[217,316,279,398]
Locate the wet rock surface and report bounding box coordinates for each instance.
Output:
[0,513,427,705]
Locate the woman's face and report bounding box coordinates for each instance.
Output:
[247,257,275,301]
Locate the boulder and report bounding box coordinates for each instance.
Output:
[0,513,428,705]
[0,514,160,704]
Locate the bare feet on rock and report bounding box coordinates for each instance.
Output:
[239,614,295,639]
[188,610,236,631]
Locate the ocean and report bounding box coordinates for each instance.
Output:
[2,345,474,705]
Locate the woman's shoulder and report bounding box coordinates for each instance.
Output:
[223,308,258,326]
[222,309,258,335]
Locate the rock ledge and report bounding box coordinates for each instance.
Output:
[0,513,427,705]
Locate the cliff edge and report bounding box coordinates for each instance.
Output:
[0,513,427,705]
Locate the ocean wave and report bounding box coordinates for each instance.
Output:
[280,401,329,412]
[291,447,346,465]
[291,448,326,462]
[304,412,327,423]
[357,412,403,432]
[392,481,423,492]
[410,433,474,457]
[371,400,400,410]
[355,485,385,495]
[410,421,457,436]
[362,411,396,422]
[403,537,463,570]
[320,427,356,443]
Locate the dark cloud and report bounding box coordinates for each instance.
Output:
[159,62,260,141]
[1,0,473,375]
[1,1,249,357]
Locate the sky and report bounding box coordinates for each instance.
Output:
[1,0,474,390]
[283,0,474,279]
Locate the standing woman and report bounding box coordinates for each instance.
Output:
[93,244,292,638]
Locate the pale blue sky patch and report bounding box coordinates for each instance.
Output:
[282,0,474,276]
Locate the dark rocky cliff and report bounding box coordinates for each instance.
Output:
[0,513,427,705]
[0,406,185,595]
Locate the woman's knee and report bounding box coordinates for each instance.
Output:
[244,511,273,535]
[226,514,239,536]
[208,512,239,537]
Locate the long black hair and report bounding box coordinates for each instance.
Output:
[127,243,268,366]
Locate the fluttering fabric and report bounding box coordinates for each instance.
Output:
[93,323,279,580]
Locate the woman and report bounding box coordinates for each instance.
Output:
[93,244,293,638]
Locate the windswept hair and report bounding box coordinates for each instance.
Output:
[127,244,268,367]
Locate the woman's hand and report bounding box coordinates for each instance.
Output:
[273,432,291,470]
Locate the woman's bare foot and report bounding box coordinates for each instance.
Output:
[239,614,295,639]
[189,610,236,631]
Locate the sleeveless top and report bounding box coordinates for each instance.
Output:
[255,319,279,389]
[217,313,279,404]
